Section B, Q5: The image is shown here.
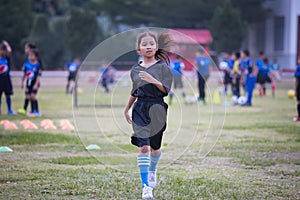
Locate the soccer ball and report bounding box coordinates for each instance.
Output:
[231,96,238,105]
[238,96,247,105]
[185,95,198,104]
[219,61,228,70]
[287,90,295,99]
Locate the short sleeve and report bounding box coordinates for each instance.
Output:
[161,64,173,94]
[130,68,138,97]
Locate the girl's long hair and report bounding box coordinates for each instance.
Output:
[31,48,44,70]
[136,31,174,65]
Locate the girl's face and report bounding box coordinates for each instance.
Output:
[241,51,246,59]
[25,44,31,55]
[29,52,37,63]
[138,35,158,59]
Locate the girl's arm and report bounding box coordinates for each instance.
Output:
[21,73,26,89]
[139,71,167,94]
[124,95,137,124]
[2,40,12,56]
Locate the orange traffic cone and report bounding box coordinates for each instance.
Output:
[5,122,18,130]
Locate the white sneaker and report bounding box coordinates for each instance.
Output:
[148,171,157,188]
[142,184,153,199]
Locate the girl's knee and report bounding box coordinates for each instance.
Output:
[140,146,150,154]
[151,148,161,156]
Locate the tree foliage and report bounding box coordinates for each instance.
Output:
[0,0,33,51]
[66,9,98,59]
[209,0,245,53]
[26,15,63,69]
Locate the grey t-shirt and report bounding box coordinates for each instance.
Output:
[130,61,173,99]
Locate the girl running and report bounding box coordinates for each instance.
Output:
[21,49,43,116]
[0,41,15,115]
[124,31,173,199]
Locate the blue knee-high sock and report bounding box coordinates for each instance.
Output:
[149,152,161,171]
[138,154,150,188]
[6,97,12,112]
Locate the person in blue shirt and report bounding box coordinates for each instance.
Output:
[169,55,185,105]
[294,56,300,122]
[99,61,116,93]
[219,52,233,96]
[0,41,15,115]
[195,49,210,104]
[241,50,257,106]
[65,58,80,94]
[257,57,272,97]
[20,49,43,116]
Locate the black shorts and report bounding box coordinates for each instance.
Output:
[68,72,77,81]
[224,72,232,85]
[25,79,39,95]
[131,98,168,150]
[257,73,271,84]
[0,75,13,96]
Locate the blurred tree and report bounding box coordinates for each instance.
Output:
[93,0,221,28]
[51,18,70,68]
[66,9,98,59]
[0,0,33,68]
[26,15,62,69]
[232,0,269,23]
[209,0,245,53]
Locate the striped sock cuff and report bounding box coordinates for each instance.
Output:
[138,154,150,173]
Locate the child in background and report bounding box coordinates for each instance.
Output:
[195,49,211,104]
[294,57,300,122]
[0,41,15,115]
[18,43,38,114]
[20,49,43,116]
[99,62,116,93]
[270,57,281,97]
[220,52,233,96]
[257,58,272,97]
[231,52,242,98]
[124,31,173,199]
[65,58,80,94]
[241,50,257,106]
[169,55,185,105]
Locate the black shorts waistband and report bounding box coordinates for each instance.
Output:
[137,97,164,102]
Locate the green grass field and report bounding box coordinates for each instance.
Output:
[0,73,299,199]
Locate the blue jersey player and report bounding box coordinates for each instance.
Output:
[65,58,80,94]
[195,49,211,104]
[241,50,256,106]
[0,41,15,115]
[20,49,42,116]
[169,55,185,105]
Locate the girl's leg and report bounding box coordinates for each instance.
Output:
[24,95,30,110]
[148,148,161,188]
[0,92,2,114]
[138,145,150,188]
[297,101,300,118]
[30,94,37,113]
[5,94,14,114]
[149,148,161,172]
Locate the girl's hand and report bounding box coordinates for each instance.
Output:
[139,71,157,84]
[124,111,132,124]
